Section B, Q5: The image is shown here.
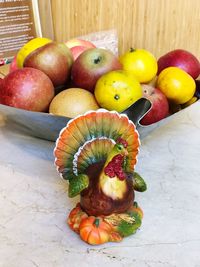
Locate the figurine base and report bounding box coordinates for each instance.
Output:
[67,201,143,245]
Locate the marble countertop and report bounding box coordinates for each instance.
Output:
[0,102,200,267]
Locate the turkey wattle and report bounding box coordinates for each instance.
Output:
[54,109,146,216]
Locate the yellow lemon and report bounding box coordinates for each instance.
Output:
[119,48,158,83]
[94,70,142,112]
[156,67,196,104]
[16,37,52,68]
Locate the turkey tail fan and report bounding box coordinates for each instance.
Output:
[54,109,140,179]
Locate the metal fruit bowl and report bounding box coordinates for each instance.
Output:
[0,98,152,141]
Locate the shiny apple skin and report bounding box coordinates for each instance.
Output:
[71,48,122,92]
[80,161,134,216]
[70,46,91,60]
[140,84,169,125]
[0,67,55,112]
[24,42,73,87]
[157,49,200,79]
[65,39,96,49]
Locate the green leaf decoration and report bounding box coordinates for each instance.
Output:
[117,212,142,237]
[133,172,147,192]
[68,174,89,198]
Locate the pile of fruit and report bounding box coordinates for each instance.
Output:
[0,36,199,126]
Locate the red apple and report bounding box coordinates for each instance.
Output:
[0,77,2,88]
[158,49,200,79]
[0,67,55,112]
[9,56,18,73]
[70,46,92,61]
[65,39,96,60]
[23,42,73,87]
[140,84,169,125]
[65,39,96,49]
[71,48,122,92]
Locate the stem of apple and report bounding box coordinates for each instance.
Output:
[94,56,102,64]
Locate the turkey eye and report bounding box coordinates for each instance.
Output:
[117,144,123,150]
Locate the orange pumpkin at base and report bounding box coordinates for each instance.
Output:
[79,216,112,245]
[67,202,143,245]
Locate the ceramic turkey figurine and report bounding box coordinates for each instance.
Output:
[54,109,147,245]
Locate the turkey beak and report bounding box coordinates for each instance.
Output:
[123,149,128,157]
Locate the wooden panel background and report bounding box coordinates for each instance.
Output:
[47,0,200,59]
[38,0,54,40]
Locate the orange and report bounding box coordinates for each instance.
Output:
[119,48,158,83]
[156,67,196,104]
[94,70,142,112]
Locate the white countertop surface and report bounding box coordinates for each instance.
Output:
[0,102,200,267]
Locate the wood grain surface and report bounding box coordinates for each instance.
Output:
[46,0,200,58]
[38,0,54,40]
